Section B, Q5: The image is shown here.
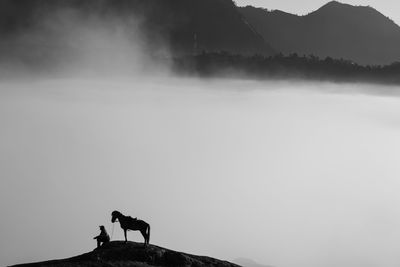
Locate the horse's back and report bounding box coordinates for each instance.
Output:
[125,216,148,230]
[137,219,149,228]
[127,216,137,223]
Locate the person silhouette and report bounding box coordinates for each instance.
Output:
[93,225,110,248]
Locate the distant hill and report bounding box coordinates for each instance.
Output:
[240,1,400,65]
[0,0,275,68]
[11,241,241,267]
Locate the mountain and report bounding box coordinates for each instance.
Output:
[11,241,241,267]
[0,0,275,69]
[239,1,400,65]
[153,0,275,56]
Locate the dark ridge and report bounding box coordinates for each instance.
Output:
[314,1,350,12]
[11,241,241,267]
[239,2,400,65]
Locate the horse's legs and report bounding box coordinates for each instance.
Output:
[145,225,150,244]
[124,229,128,243]
[140,230,147,246]
[146,225,150,245]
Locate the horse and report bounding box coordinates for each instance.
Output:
[111,210,150,245]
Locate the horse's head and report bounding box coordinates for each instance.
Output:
[111,210,121,223]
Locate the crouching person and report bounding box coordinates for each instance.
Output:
[94,225,110,248]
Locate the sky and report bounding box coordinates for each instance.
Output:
[234,0,400,26]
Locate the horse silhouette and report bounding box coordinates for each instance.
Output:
[111,210,150,245]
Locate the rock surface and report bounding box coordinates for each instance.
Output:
[11,241,241,267]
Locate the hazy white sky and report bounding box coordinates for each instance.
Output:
[234,0,400,25]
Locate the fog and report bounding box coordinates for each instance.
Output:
[2,3,400,267]
[1,76,400,267]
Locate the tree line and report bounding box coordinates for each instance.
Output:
[172,51,400,85]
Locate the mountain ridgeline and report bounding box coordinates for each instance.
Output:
[240,1,400,66]
[0,0,400,79]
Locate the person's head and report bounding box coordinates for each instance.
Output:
[99,225,105,231]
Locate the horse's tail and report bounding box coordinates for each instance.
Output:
[147,224,151,244]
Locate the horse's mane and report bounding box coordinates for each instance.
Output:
[113,211,137,220]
